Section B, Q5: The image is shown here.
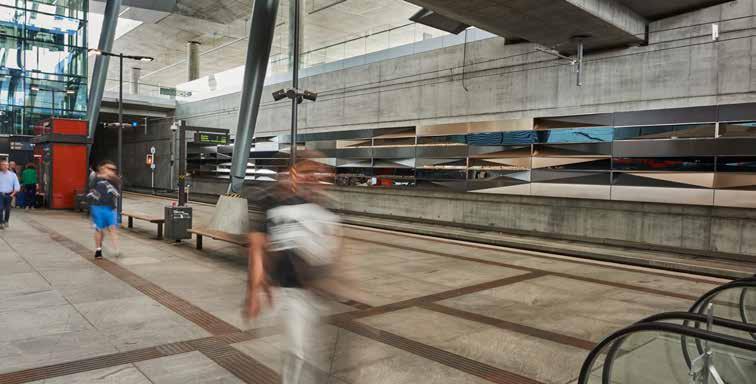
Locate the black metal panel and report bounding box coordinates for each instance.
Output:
[531,170,611,185]
[613,157,715,172]
[534,113,614,129]
[468,145,531,157]
[321,148,372,159]
[416,145,468,158]
[372,146,416,159]
[715,138,756,156]
[613,172,710,189]
[533,142,613,156]
[718,103,756,122]
[613,139,717,157]
[614,106,717,127]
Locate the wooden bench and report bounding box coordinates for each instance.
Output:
[188,228,249,250]
[122,211,165,240]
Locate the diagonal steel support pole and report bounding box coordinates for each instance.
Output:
[227,0,280,194]
[87,0,122,150]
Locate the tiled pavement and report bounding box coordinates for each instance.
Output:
[0,193,727,384]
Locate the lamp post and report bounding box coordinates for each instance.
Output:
[88,49,154,222]
[30,86,76,118]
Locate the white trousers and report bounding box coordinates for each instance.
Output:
[277,288,321,384]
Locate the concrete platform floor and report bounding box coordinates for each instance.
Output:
[0,193,730,384]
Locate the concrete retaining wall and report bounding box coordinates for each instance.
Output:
[325,186,756,261]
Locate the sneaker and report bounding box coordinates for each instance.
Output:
[94,249,103,259]
[0,223,5,230]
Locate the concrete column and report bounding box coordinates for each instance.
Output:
[87,0,122,142]
[130,67,141,95]
[187,41,201,81]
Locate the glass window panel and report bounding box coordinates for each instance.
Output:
[467,131,535,145]
[615,124,715,140]
[536,127,614,144]
[0,35,25,70]
[717,157,756,172]
[613,157,715,172]
[719,122,756,138]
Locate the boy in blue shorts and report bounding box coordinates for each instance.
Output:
[87,161,121,259]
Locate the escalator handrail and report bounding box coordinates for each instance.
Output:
[641,311,756,334]
[683,277,756,366]
[689,276,756,314]
[601,311,756,384]
[578,321,756,384]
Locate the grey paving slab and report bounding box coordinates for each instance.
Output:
[0,272,52,296]
[98,318,210,352]
[135,351,244,384]
[0,304,93,343]
[75,296,193,329]
[0,289,69,313]
[0,329,119,374]
[439,274,692,342]
[359,307,589,384]
[28,364,152,384]
[0,256,34,275]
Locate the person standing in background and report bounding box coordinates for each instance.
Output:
[8,161,17,207]
[20,163,37,210]
[87,161,121,259]
[0,160,20,229]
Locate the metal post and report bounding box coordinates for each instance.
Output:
[289,0,300,169]
[178,120,187,206]
[576,39,584,87]
[87,0,122,143]
[227,0,280,194]
[117,53,124,223]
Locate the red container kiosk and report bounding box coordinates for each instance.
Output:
[33,118,89,209]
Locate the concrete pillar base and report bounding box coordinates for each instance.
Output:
[206,195,249,235]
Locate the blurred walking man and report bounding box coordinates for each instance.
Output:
[0,160,20,229]
[87,161,121,259]
[245,160,341,384]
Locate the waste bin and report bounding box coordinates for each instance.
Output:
[164,206,192,240]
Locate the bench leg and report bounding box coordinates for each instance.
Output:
[196,234,203,250]
[156,223,163,240]
[128,216,133,228]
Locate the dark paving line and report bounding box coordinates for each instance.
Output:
[344,228,724,285]
[0,346,176,384]
[332,318,544,384]
[421,303,597,351]
[345,235,700,301]
[26,218,241,336]
[192,338,280,384]
[340,272,548,321]
[0,324,280,384]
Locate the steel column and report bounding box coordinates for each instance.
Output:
[117,53,124,223]
[227,0,280,194]
[87,0,122,142]
[289,0,301,168]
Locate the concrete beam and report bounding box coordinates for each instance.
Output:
[405,0,647,52]
[91,0,176,13]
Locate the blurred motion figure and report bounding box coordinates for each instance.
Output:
[87,160,121,259]
[245,159,341,384]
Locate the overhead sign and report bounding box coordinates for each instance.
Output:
[194,132,229,145]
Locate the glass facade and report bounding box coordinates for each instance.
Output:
[0,0,87,134]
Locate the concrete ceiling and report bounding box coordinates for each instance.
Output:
[405,0,734,53]
[94,0,427,89]
[621,0,733,20]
